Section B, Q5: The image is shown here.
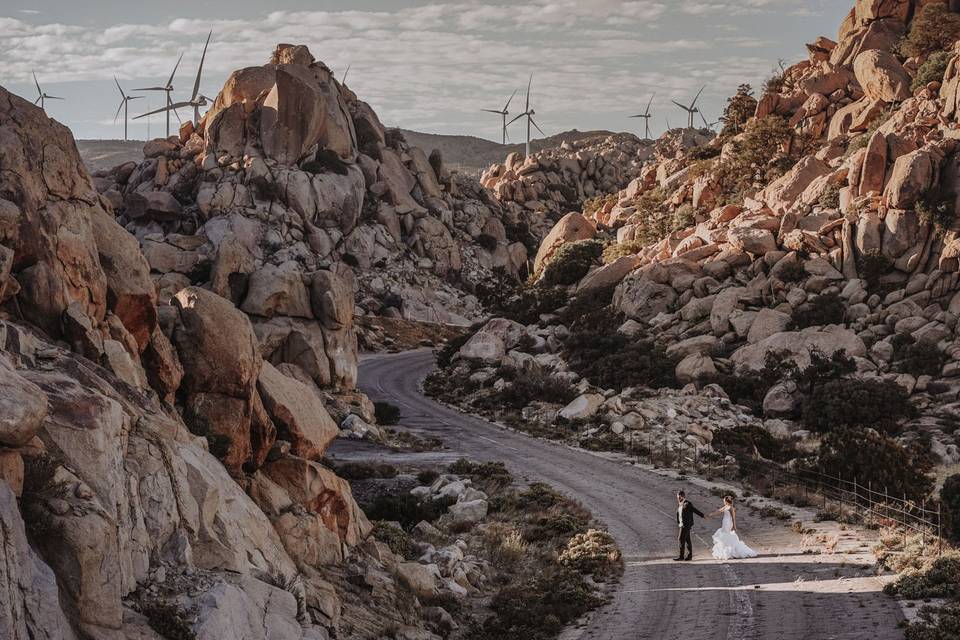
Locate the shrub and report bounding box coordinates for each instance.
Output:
[887,552,960,599]
[436,330,474,369]
[602,240,645,264]
[564,330,677,391]
[539,239,604,287]
[373,521,419,559]
[943,474,960,543]
[892,334,947,377]
[810,427,933,501]
[917,185,956,234]
[560,284,621,333]
[776,260,808,283]
[712,424,797,463]
[899,4,960,58]
[472,568,602,640]
[333,461,398,480]
[857,250,893,292]
[559,529,622,576]
[479,367,577,410]
[912,50,953,91]
[476,233,499,252]
[904,601,960,640]
[139,602,196,640]
[374,401,402,425]
[800,378,914,434]
[417,469,440,485]
[789,292,846,330]
[818,183,841,210]
[501,285,568,325]
[363,494,457,528]
[720,83,757,136]
[708,115,800,206]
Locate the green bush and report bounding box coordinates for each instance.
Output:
[789,292,846,330]
[899,4,960,58]
[564,330,677,392]
[810,427,932,501]
[362,493,457,528]
[913,50,953,91]
[332,461,398,480]
[818,183,841,210]
[502,286,568,325]
[888,552,960,599]
[917,186,956,234]
[800,378,914,434]
[720,83,757,136]
[712,424,797,463]
[904,601,960,640]
[417,469,440,485]
[857,250,893,292]
[539,239,604,287]
[943,474,960,543]
[892,334,947,377]
[560,285,621,334]
[602,240,645,264]
[374,401,402,425]
[372,521,419,559]
[477,367,577,410]
[140,602,196,640]
[436,330,474,369]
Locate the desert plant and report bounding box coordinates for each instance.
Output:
[917,185,956,234]
[139,602,196,640]
[857,249,893,292]
[332,461,398,480]
[538,239,604,286]
[899,4,960,58]
[372,521,419,559]
[892,334,948,377]
[363,493,457,528]
[800,378,914,434]
[720,83,758,136]
[943,474,960,543]
[789,292,846,329]
[564,330,677,391]
[818,183,841,210]
[602,240,645,264]
[417,469,440,485]
[374,401,402,425]
[913,50,953,91]
[712,424,797,463]
[501,285,568,325]
[477,366,577,410]
[559,529,622,576]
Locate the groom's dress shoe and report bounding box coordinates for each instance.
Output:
[683,557,693,561]
[672,557,684,561]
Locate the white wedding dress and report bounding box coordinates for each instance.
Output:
[711,507,757,561]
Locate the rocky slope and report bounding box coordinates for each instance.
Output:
[90,45,542,328]
[0,43,554,640]
[431,1,960,500]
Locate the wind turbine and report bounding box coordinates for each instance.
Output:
[629,92,656,139]
[113,77,142,141]
[672,85,706,129]
[507,75,545,157]
[135,31,214,134]
[482,89,517,145]
[342,64,351,84]
[134,52,184,137]
[32,72,63,111]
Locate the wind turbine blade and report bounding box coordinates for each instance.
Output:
[127,96,143,100]
[167,52,184,87]
[342,64,351,84]
[525,74,532,112]
[503,88,517,113]
[172,106,182,124]
[114,100,125,123]
[134,104,179,119]
[530,118,545,137]
[691,85,706,109]
[134,87,168,92]
[33,71,41,96]
[671,100,688,111]
[192,30,212,101]
[646,92,656,115]
[115,76,125,99]
[47,96,64,100]
[482,109,505,114]
[504,126,510,143]
[34,96,41,105]
[700,111,710,128]
[167,101,194,109]
[507,113,527,126]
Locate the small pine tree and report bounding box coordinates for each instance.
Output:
[899,4,960,58]
[720,84,757,136]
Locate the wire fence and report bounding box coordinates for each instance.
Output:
[632,433,944,555]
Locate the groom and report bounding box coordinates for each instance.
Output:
[674,490,705,561]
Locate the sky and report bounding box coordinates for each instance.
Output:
[0,0,852,143]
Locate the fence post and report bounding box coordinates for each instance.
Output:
[922,497,926,549]
[839,474,845,522]
[903,493,908,548]
[938,506,943,557]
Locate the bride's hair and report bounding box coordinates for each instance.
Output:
[723,495,734,504]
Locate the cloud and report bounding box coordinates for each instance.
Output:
[0,1,839,139]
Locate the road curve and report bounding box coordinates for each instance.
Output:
[347,350,903,640]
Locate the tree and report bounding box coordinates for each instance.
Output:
[720,84,757,136]
[899,4,960,58]
[943,474,960,543]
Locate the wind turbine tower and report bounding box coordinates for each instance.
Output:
[507,75,545,157]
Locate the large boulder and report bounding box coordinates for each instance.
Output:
[726,227,778,255]
[534,212,596,274]
[0,359,48,447]
[885,148,937,209]
[241,262,314,320]
[853,49,911,103]
[257,362,338,460]
[730,326,867,371]
[614,273,678,321]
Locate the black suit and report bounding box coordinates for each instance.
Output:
[677,500,704,559]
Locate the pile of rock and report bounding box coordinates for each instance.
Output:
[92,45,535,327]
[480,133,651,219]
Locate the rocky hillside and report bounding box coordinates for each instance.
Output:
[0,43,566,640]
[431,1,960,507]
[90,45,546,329]
[480,130,707,223]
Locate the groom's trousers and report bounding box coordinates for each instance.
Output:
[678,526,693,558]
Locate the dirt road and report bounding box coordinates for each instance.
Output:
[339,350,903,640]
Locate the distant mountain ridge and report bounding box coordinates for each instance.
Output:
[78,128,637,175]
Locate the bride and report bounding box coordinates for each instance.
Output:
[708,496,757,561]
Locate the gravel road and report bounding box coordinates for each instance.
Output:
[336,350,904,640]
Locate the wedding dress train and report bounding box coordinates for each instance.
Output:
[711,507,757,561]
